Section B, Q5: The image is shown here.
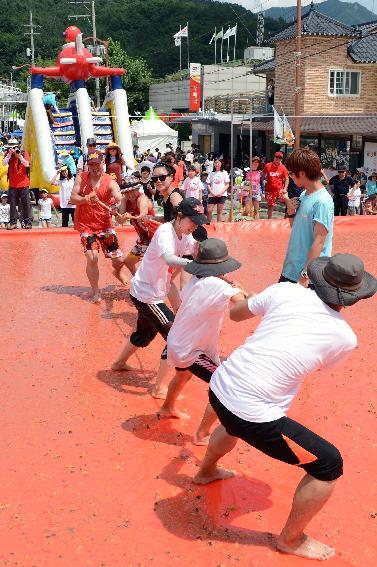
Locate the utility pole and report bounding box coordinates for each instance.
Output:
[294,0,302,149]
[69,0,100,108]
[24,10,41,66]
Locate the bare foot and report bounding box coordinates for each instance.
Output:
[112,267,128,286]
[277,534,336,561]
[90,293,101,304]
[192,433,211,446]
[111,361,136,371]
[157,406,190,419]
[151,387,168,400]
[193,467,235,485]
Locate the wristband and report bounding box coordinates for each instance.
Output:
[300,270,308,279]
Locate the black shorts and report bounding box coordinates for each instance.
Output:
[278,274,297,284]
[176,354,218,384]
[209,389,343,481]
[208,196,226,205]
[130,294,174,359]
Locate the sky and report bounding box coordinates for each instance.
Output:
[220,0,377,13]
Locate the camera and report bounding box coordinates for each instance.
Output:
[15,149,20,154]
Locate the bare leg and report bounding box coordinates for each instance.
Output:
[151,358,172,399]
[217,203,225,222]
[180,269,191,291]
[244,201,251,217]
[207,203,214,223]
[85,251,101,302]
[193,424,237,484]
[157,370,191,419]
[277,474,337,560]
[254,200,260,220]
[267,204,273,219]
[111,339,138,371]
[112,256,128,285]
[123,253,140,277]
[193,402,218,445]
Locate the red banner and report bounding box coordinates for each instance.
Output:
[189,63,201,112]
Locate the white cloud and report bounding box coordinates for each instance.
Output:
[218,0,376,13]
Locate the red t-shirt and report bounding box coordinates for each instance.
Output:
[171,163,184,189]
[262,162,288,193]
[74,172,114,234]
[8,152,30,188]
[106,157,125,185]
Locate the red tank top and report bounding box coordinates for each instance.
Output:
[74,172,114,234]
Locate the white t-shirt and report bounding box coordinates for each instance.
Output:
[167,276,239,368]
[131,222,195,304]
[185,152,194,162]
[57,178,75,209]
[0,203,10,222]
[205,159,214,174]
[348,187,361,208]
[208,170,230,197]
[38,198,53,219]
[181,177,204,200]
[210,283,357,423]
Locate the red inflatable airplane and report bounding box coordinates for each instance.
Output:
[31,26,124,82]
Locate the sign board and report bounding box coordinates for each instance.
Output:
[363,141,377,175]
[189,63,201,112]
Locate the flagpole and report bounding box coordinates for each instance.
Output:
[227,36,230,62]
[221,27,223,63]
[234,27,237,61]
[186,21,190,71]
[179,25,182,73]
[214,26,217,64]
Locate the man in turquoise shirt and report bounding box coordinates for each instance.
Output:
[280,149,334,285]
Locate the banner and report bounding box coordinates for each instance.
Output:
[189,63,201,112]
[282,114,295,146]
[273,106,284,144]
[363,141,377,176]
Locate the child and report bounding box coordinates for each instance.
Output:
[347,181,361,216]
[0,193,10,228]
[181,165,203,202]
[38,189,58,228]
[158,238,247,445]
[111,198,208,399]
[200,172,209,215]
[51,166,75,227]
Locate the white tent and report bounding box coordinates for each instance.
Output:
[131,107,178,154]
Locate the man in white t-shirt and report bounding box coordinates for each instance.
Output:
[207,159,230,222]
[193,253,377,561]
[111,198,207,398]
[181,165,204,202]
[158,239,247,445]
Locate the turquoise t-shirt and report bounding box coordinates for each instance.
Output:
[366,180,377,197]
[282,187,334,282]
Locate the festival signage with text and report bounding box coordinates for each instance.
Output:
[189,63,201,112]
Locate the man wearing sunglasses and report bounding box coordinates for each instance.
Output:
[329,167,355,216]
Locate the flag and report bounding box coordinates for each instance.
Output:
[209,32,215,45]
[223,25,237,39]
[273,106,284,144]
[215,29,223,40]
[175,36,181,46]
[283,114,295,146]
[174,25,188,38]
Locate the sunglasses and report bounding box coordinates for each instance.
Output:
[151,174,170,183]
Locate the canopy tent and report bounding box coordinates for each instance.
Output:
[131,107,178,154]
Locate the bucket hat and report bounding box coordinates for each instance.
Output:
[184,238,241,277]
[307,253,377,307]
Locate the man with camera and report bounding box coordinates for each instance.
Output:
[2,138,32,229]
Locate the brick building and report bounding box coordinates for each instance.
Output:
[254,6,377,170]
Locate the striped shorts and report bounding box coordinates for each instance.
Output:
[129,294,174,359]
[176,353,218,384]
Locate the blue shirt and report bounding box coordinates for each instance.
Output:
[282,187,334,282]
[366,180,377,197]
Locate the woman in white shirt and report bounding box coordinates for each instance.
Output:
[51,166,75,227]
[111,198,207,399]
[207,159,230,223]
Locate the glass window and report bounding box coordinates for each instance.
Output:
[329,70,360,96]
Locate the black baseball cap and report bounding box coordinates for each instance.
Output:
[177,198,208,226]
[87,137,97,146]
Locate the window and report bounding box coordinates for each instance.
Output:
[329,70,360,96]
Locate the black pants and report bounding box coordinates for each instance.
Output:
[333,194,348,216]
[8,187,32,225]
[61,208,75,227]
[129,294,174,359]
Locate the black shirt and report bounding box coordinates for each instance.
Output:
[329,175,354,196]
[163,188,183,222]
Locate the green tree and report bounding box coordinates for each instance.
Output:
[107,39,154,114]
